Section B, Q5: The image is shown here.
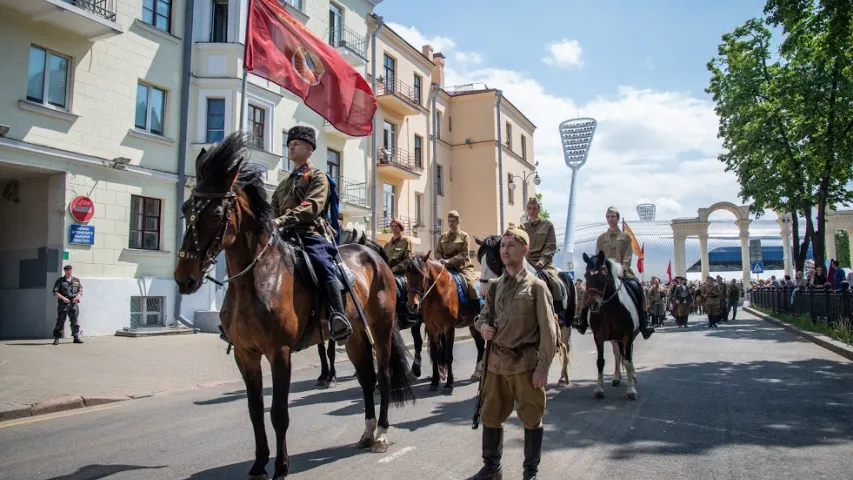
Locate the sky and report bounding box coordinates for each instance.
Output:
[373,0,779,230]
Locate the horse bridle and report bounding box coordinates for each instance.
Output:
[408,263,447,307]
[178,188,273,286]
[585,266,623,308]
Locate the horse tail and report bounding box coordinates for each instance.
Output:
[387,322,416,406]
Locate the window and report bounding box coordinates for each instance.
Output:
[328,3,342,46]
[415,193,423,225]
[282,0,302,10]
[382,121,396,157]
[205,98,225,143]
[135,82,166,135]
[248,104,265,149]
[383,183,395,220]
[521,134,527,160]
[383,54,395,90]
[211,0,228,42]
[327,149,341,183]
[131,296,164,328]
[281,131,295,171]
[129,195,161,250]
[414,135,423,167]
[437,165,444,195]
[413,74,422,106]
[507,173,515,205]
[142,0,172,32]
[27,46,69,109]
[505,122,512,148]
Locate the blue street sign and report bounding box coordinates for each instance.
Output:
[69,224,95,245]
[751,262,764,274]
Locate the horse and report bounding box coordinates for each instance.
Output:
[173,133,415,479]
[581,250,642,401]
[474,234,575,386]
[405,251,486,393]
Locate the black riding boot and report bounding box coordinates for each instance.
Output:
[523,426,544,480]
[575,308,589,334]
[467,426,503,479]
[631,283,655,339]
[325,279,353,345]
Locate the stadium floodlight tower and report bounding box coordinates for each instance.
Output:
[637,203,656,221]
[559,117,598,273]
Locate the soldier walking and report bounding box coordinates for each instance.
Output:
[52,265,83,345]
[469,227,558,480]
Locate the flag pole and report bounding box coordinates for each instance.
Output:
[239,69,248,133]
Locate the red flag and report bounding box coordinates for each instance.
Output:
[666,260,672,284]
[637,243,645,274]
[244,0,376,136]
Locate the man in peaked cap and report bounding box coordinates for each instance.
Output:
[269,125,353,345]
[437,209,481,315]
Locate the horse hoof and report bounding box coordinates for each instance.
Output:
[443,385,454,394]
[626,392,638,401]
[327,378,337,388]
[593,390,605,399]
[371,439,389,453]
[558,379,569,387]
[247,474,268,480]
[428,384,438,392]
[315,379,328,388]
[470,372,481,381]
[411,363,421,378]
[611,378,621,387]
[355,436,375,449]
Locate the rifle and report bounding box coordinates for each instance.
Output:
[472,315,495,430]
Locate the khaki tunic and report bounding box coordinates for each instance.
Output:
[270,164,330,237]
[575,285,586,318]
[595,230,635,278]
[383,236,413,275]
[703,283,725,316]
[475,269,558,429]
[672,284,692,317]
[522,218,562,302]
[437,229,477,299]
[648,285,666,317]
[727,283,740,302]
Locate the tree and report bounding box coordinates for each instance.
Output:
[535,192,551,220]
[706,0,853,271]
[836,230,851,267]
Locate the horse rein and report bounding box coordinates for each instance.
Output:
[410,263,447,306]
[585,268,624,307]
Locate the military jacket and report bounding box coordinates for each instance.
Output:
[595,229,634,276]
[474,269,558,376]
[703,283,725,306]
[53,276,82,302]
[437,230,473,272]
[384,236,413,275]
[270,163,330,237]
[521,219,557,266]
[727,283,741,300]
[648,286,666,305]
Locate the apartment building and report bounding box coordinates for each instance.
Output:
[0,0,380,339]
[367,17,538,259]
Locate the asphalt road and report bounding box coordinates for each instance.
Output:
[2,312,853,480]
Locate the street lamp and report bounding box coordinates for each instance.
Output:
[509,165,540,224]
[559,118,598,272]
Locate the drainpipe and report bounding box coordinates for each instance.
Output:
[496,89,505,231]
[431,83,441,249]
[370,16,385,240]
[174,0,195,329]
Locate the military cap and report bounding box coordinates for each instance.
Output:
[388,218,404,230]
[447,210,460,219]
[606,206,620,216]
[526,196,541,207]
[63,265,73,270]
[286,125,316,150]
[503,226,529,246]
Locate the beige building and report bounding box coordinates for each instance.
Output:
[367,17,538,258]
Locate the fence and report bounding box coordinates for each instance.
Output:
[64,0,118,21]
[750,285,853,335]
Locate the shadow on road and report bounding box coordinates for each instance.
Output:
[46,464,166,480]
[185,444,368,477]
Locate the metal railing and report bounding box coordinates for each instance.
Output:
[338,176,368,208]
[325,25,367,60]
[380,215,416,236]
[750,285,853,335]
[376,77,421,108]
[63,0,117,22]
[445,82,490,95]
[377,147,423,174]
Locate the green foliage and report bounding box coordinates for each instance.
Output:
[836,230,851,266]
[535,193,550,220]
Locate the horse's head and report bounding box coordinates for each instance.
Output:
[474,235,503,284]
[406,251,435,315]
[174,132,272,294]
[582,250,613,313]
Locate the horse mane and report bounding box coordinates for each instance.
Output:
[476,234,502,261]
[604,257,624,283]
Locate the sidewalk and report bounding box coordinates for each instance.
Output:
[0,328,470,421]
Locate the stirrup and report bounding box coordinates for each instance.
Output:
[330,314,353,345]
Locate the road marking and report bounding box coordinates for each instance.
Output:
[0,404,122,430]
[378,446,415,463]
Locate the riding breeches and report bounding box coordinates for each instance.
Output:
[301,235,340,284]
[481,369,546,430]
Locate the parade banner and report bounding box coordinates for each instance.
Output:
[244,0,376,136]
[622,219,643,259]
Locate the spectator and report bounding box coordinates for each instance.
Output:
[831,259,845,290]
[812,267,828,286]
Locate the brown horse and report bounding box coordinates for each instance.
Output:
[174,133,415,479]
[405,251,485,393]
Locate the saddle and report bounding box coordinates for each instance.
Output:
[621,276,646,314]
[449,271,485,309]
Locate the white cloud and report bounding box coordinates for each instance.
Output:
[454,51,483,65]
[386,23,456,53]
[542,39,584,69]
[384,24,744,229]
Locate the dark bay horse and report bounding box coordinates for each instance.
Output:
[474,234,575,385]
[406,251,485,393]
[582,251,640,400]
[174,133,415,479]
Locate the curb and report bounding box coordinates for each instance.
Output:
[0,333,473,423]
[745,306,853,362]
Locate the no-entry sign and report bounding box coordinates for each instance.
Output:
[69,196,95,223]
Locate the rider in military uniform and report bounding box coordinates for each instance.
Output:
[521,196,563,318]
[383,218,413,275]
[53,265,83,345]
[470,226,558,480]
[437,210,480,315]
[575,206,654,339]
[270,126,351,345]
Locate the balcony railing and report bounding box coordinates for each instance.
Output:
[325,25,367,60]
[63,0,117,22]
[339,176,368,208]
[377,147,423,174]
[376,77,421,108]
[380,215,417,236]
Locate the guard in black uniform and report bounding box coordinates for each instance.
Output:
[53,265,83,345]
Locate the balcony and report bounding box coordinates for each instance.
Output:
[376,77,421,117]
[0,0,122,40]
[338,176,369,213]
[377,147,423,180]
[325,25,367,66]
